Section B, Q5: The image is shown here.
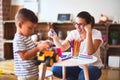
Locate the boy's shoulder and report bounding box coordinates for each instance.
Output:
[13,33,25,41]
[14,33,24,37]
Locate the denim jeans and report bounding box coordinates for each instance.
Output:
[51,66,102,80]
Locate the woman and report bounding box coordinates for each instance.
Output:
[48,11,103,80]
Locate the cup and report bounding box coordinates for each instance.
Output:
[71,40,81,57]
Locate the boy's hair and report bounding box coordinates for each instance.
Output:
[15,8,38,23]
[77,11,95,28]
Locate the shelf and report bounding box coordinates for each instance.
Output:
[2,22,120,63]
[109,24,120,26]
[4,43,13,59]
[107,44,120,48]
[3,22,16,40]
[108,24,120,46]
[52,23,75,39]
[3,39,13,43]
[3,20,15,24]
[34,22,51,40]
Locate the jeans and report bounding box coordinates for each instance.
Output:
[51,66,102,80]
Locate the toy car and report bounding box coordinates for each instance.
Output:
[34,47,59,67]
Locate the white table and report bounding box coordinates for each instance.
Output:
[54,54,97,80]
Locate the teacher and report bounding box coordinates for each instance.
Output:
[48,11,103,80]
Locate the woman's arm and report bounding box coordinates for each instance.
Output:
[85,24,102,55]
[48,29,70,51]
[53,38,70,51]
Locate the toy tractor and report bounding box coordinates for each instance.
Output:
[34,47,60,67]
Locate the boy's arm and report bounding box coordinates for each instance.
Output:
[18,42,49,60]
[85,24,102,55]
[18,46,38,60]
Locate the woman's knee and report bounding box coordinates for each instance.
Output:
[51,66,62,78]
[78,66,102,80]
[88,66,102,77]
[78,70,85,80]
[88,66,102,80]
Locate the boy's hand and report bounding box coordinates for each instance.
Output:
[44,40,54,47]
[48,29,58,39]
[37,41,50,51]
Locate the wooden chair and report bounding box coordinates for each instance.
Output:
[100,43,107,68]
[38,63,53,80]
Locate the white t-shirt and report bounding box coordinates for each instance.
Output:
[66,29,104,68]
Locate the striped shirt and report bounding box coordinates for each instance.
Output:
[13,33,38,76]
[66,29,104,68]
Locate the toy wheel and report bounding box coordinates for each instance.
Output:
[53,53,59,62]
[33,56,41,65]
[39,52,43,56]
[45,58,54,67]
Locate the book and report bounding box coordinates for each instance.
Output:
[79,54,93,59]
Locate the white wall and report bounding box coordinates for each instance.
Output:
[11,0,38,14]
[39,0,120,23]
[11,0,24,5]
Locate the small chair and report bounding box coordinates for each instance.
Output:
[100,43,107,68]
[38,63,53,80]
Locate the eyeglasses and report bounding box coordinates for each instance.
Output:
[73,22,86,27]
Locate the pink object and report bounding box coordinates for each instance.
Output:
[57,48,62,57]
[102,35,107,42]
[61,56,72,61]
[79,54,93,59]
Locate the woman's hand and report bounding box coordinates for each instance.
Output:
[48,29,58,39]
[84,24,92,33]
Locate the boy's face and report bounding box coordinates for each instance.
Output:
[20,21,36,37]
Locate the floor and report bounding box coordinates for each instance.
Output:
[0,68,119,80]
[99,68,120,80]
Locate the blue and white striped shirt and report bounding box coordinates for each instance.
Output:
[13,33,38,76]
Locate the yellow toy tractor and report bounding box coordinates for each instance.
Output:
[34,47,59,67]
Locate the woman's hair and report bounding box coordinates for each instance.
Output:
[91,16,95,28]
[15,8,38,23]
[77,11,95,28]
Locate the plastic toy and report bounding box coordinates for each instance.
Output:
[0,69,2,74]
[34,47,59,67]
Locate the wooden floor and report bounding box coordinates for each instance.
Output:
[0,67,119,80]
[99,68,120,80]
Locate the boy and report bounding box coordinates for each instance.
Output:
[13,8,49,80]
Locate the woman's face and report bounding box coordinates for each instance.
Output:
[74,17,87,34]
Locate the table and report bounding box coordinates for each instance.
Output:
[54,54,97,80]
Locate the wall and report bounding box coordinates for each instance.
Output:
[39,0,120,23]
[11,0,38,19]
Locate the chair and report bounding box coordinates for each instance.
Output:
[100,42,108,68]
[38,63,53,80]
